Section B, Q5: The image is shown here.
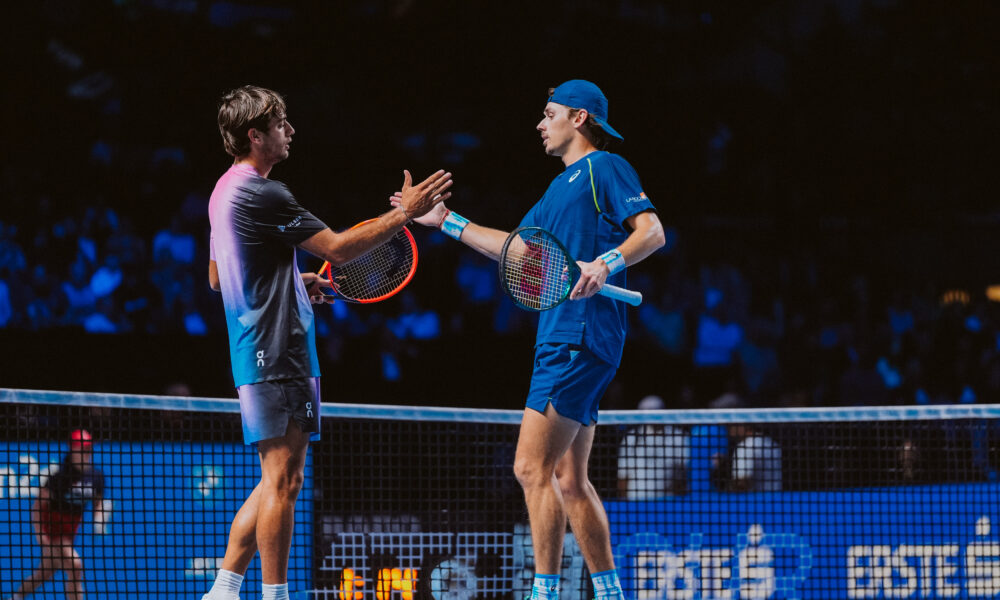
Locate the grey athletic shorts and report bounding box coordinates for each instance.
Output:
[236,377,321,445]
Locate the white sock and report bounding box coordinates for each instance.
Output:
[591,569,625,600]
[207,568,244,598]
[531,574,560,600]
[262,582,289,600]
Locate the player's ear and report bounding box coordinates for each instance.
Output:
[247,128,260,145]
[573,109,589,129]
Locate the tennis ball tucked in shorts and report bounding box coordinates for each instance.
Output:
[525,343,617,425]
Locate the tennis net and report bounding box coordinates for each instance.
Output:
[3,388,1000,600]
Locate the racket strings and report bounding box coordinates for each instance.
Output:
[503,232,569,310]
[330,231,414,301]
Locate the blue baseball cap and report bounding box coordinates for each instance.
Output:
[548,79,624,142]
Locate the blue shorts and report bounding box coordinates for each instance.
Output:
[237,377,322,445]
[525,343,617,425]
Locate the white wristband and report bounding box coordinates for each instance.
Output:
[598,249,626,275]
[441,210,469,241]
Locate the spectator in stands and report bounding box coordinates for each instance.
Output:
[721,424,782,492]
[0,221,27,277]
[837,343,890,406]
[692,286,744,404]
[617,395,690,499]
[61,255,97,326]
[897,436,923,484]
[387,291,442,341]
[0,278,11,328]
[24,265,60,330]
[736,317,782,405]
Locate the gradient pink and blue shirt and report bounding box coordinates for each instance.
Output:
[209,163,328,387]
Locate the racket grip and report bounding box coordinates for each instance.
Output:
[599,284,643,306]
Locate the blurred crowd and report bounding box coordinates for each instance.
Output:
[2,0,997,410]
[4,181,1000,412]
[0,198,214,337]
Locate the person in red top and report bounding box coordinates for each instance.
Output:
[9,429,108,600]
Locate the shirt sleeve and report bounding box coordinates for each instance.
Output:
[595,154,656,229]
[249,180,329,246]
[518,202,541,230]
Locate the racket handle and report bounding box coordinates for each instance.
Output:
[599,284,643,306]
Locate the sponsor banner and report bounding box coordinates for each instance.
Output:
[606,485,1000,600]
[0,442,312,598]
[318,485,1000,600]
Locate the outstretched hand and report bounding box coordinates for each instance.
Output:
[301,272,335,304]
[398,169,452,219]
[390,191,448,228]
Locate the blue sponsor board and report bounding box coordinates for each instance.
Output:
[606,484,1000,600]
[0,442,312,598]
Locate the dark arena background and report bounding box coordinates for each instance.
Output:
[2,1,1000,599]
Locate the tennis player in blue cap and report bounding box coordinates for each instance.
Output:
[396,79,665,600]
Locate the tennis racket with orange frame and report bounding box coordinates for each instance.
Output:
[318,219,418,303]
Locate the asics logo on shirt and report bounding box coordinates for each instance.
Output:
[568,169,581,183]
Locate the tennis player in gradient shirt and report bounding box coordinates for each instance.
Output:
[204,85,452,600]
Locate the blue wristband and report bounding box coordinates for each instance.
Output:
[598,249,626,275]
[441,210,469,241]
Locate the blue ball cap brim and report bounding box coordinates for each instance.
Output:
[592,115,624,142]
[548,79,624,142]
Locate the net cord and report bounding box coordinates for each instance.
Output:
[4,388,1000,424]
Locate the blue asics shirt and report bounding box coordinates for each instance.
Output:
[209,163,328,387]
[518,151,656,367]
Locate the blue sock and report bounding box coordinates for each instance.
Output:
[531,574,561,600]
[591,569,624,600]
